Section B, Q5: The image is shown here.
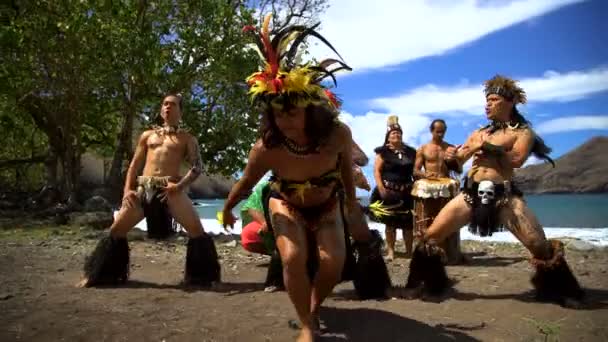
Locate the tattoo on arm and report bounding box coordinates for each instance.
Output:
[224,141,269,211]
[505,129,535,168]
[177,136,204,189]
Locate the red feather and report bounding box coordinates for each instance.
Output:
[242,25,256,33]
[325,89,340,109]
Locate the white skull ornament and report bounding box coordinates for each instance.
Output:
[478,180,495,205]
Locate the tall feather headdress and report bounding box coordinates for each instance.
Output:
[242,13,351,111]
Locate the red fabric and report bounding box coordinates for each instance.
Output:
[241,221,263,251]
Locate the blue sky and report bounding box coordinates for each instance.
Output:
[305,0,607,192]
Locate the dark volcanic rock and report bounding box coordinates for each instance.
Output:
[188,173,236,199]
[514,136,608,194]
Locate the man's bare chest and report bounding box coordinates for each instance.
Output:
[424,144,446,161]
[147,135,186,155]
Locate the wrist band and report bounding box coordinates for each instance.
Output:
[481,142,505,155]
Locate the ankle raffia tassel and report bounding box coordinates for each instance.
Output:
[406,240,449,296]
[184,235,221,287]
[352,229,392,299]
[83,236,130,286]
[530,239,585,307]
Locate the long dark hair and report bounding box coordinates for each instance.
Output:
[511,107,555,167]
[259,103,339,150]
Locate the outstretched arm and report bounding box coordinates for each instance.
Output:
[338,124,356,205]
[123,131,151,195]
[223,141,270,212]
[176,134,204,191]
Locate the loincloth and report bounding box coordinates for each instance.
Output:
[136,176,180,239]
[411,177,459,199]
[136,176,180,203]
[264,190,340,233]
[462,177,523,237]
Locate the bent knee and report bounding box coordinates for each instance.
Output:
[349,220,371,242]
[424,224,444,242]
[318,249,346,270]
[109,221,134,238]
[281,250,307,271]
[527,239,551,259]
[182,223,204,237]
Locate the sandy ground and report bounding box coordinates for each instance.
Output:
[1,223,607,342]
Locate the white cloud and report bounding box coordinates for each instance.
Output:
[311,0,585,71]
[340,110,432,194]
[370,67,608,116]
[536,115,608,134]
[340,110,431,157]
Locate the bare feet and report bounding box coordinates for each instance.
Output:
[75,278,90,288]
[296,326,314,342]
[386,250,395,262]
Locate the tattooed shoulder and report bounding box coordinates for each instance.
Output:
[185,134,204,175]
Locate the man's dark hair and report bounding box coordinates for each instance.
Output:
[510,107,555,166]
[429,119,447,132]
[163,93,183,111]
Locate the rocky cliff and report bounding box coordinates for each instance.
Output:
[513,136,608,194]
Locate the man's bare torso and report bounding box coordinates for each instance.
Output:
[141,130,190,178]
[468,127,525,183]
[421,141,451,178]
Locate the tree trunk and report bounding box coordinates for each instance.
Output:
[106,104,135,201]
[44,146,58,188]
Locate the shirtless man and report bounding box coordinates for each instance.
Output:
[414,119,461,179]
[77,94,220,288]
[406,76,584,307]
[412,119,463,264]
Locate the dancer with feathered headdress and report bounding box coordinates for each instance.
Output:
[221,14,390,341]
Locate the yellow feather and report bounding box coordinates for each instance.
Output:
[262,13,272,38]
[387,115,399,126]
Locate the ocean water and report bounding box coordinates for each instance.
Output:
[124,194,608,246]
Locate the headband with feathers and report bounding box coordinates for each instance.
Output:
[484,75,527,104]
[242,13,351,111]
